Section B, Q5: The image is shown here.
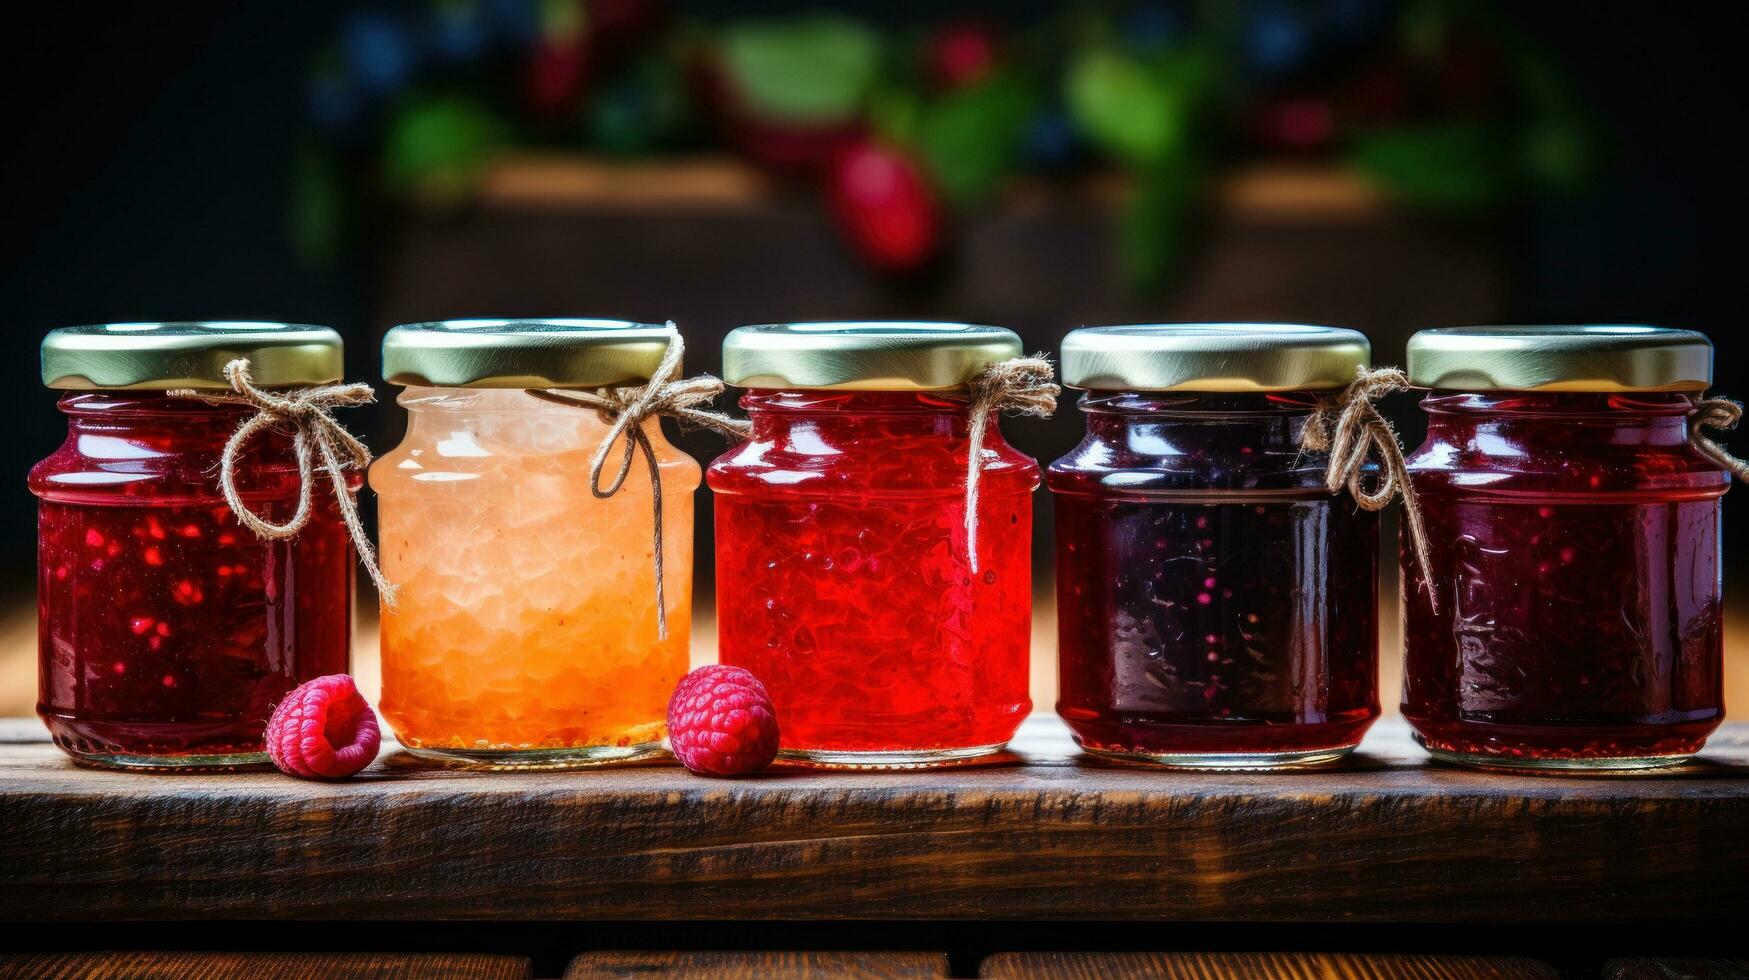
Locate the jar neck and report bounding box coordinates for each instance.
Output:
[1420,391,1699,444]
[740,388,976,438]
[1079,390,1322,439]
[56,391,256,445]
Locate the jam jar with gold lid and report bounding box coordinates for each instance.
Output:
[31,322,354,770]
[1402,325,1728,770]
[709,322,1039,768]
[1050,324,1381,768]
[373,319,700,768]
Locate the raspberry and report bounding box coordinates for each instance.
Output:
[666,666,780,776]
[265,674,381,780]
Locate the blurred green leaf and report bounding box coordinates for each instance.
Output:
[584,55,694,154]
[1346,122,1511,210]
[1122,161,1202,290]
[1508,42,1598,193]
[916,72,1036,205]
[720,17,882,125]
[868,83,922,147]
[290,143,347,266]
[1064,44,1214,169]
[382,96,505,207]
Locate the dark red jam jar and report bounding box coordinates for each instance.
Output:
[30,323,354,770]
[1051,325,1380,768]
[1403,325,1728,771]
[710,322,1039,768]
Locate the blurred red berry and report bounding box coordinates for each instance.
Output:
[1254,96,1336,152]
[525,36,592,119]
[925,20,999,90]
[667,666,780,777]
[265,674,380,780]
[828,141,943,275]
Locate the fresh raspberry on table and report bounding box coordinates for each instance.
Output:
[666,665,780,777]
[265,674,381,780]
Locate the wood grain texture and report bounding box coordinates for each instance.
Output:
[977,952,1560,979]
[1604,960,1749,980]
[565,951,951,978]
[0,951,530,980]
[2,717,1746,923]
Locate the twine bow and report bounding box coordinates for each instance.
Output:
[1690,397,1749,483]
[1301,367,1437,614]
[168,359,397,604]
[527,324,750,640]
[964,356,1059,572]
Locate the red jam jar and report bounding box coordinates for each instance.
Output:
[710,322,1038,767]
[30,323,354,770]
[1051,325,1380,768]
[1403,325,1728,771]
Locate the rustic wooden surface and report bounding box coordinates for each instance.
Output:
[2,716,1746,924]
[565,950,951,978]
[977,952,1561,979]
[1604,960,1749,980]
[0,951,531,979]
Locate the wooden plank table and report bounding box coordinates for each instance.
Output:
[2,716,1745,924]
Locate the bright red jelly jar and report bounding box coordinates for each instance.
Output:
[1402,326,1729,771]
[31,324,353,770]
[709,323,1037,768]
[1050,326,1380,769]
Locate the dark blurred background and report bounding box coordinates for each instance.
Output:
[3,1,1746,711]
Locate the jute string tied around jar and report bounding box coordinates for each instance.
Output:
[526,325,751,641]
[1300,366,1438,614]
[1690,397,1749,483]
[964,355,1060,574]
[169,358,397,605]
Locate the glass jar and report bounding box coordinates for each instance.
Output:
[1403,325,1729,770]
[1050,325,1380,768]
[30,322,354,770]
[373,319,698,768]
[709,322,1038,767]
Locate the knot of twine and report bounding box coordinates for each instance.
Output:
[168,359,397,605]
[527,324,750,640]
[1301,367,1437,614]
[964,356,1060,572]
[1690,397,1749,483]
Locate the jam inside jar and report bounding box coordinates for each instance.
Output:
[31,392,353,770]
[1051,391,1379,767]
[1403,391,1727,768]
[710,385,1036,768]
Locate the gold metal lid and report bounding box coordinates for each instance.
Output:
[382,319,675,389]
[722,321,1023,390]
[1407,325,1713,392]
[41,322,344,391]
[1060,323,1370,391]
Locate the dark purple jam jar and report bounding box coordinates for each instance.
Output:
[1402,325,1729,771]
[1051,325,1380,768]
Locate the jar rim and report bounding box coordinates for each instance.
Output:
[1407,325,1712,392]
[41,322,343,391]
[383,318,676,389]
[723,321,1021,390]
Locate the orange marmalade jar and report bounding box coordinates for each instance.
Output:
[372,320,698,768]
